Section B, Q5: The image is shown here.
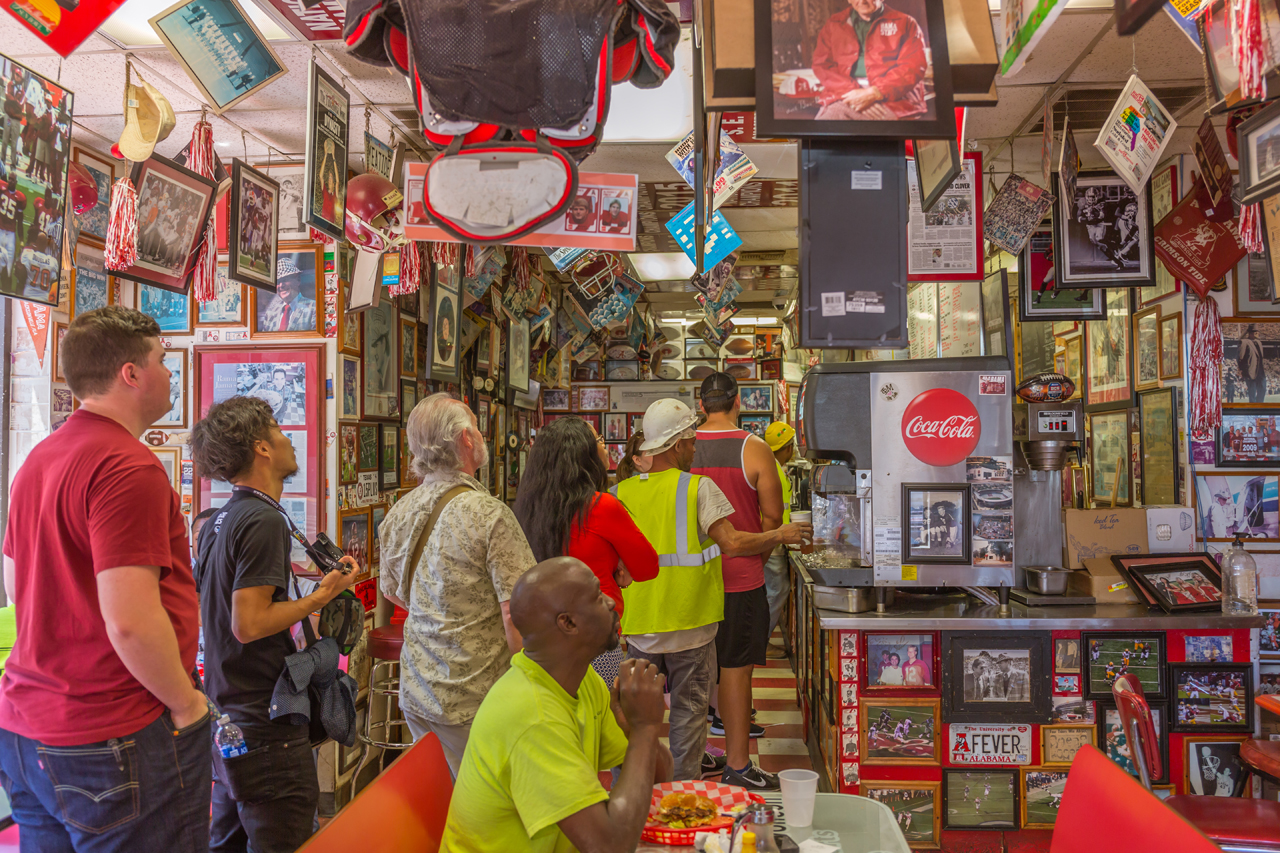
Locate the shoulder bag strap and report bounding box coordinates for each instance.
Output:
[402,484,475,607]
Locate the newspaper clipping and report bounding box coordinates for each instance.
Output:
[1094,74,1176,195]
[908,158,978,277]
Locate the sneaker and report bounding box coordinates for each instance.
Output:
[722,761,780,791]
[701,751,728,778]
[709,714,765,738]
[766,646,788,660]
[708,707,758,722]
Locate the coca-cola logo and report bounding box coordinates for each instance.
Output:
[901,388,981,467]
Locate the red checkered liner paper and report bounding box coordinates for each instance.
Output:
[641,780,765,845]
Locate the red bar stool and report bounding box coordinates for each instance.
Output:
[360,624,415,750]
[1112,674,1280,852]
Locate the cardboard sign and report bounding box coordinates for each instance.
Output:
[1153,175,1247,300]
[948,724,1032,765]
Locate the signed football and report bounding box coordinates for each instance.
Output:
[1016,372,1075,403]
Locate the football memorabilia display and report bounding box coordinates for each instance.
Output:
[111,154,218,293]
[228,160,279,289]
[1016,373,1076,403]
[1053,171,1155,289]
[303,61,349,241]
[1092,76,1176,195]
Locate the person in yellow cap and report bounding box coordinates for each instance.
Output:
[763,422,796,659]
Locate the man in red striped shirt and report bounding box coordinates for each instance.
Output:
[693,373,788,790]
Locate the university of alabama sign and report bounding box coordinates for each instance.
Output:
[901,388,981,467]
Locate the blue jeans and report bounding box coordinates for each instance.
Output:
[0,711,212,853]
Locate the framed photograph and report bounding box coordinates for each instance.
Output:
[1131,560,1224,614]
[154,349,188,428]
[543,387,570,412]
[1159,312,1182,380]
[150,0,286,114]
[400,378,417,429]
[1054,637,1082,674]
[357,423,379,472]
[941,631,1052,723]
[739,383,774,413]
[150,447,182,492]
[114,154,218,293]
[943,770,1017,830]
[740,414,771,437]
[398,317,417,378]
[1132,306,1160,391]
[575,412,601,433]
[1184,736,1250,796]
[368,502,388,569]
[428,264,461,385]
[338,507,370,568]
[862,782,941,849]
[865,632,937,690]
[1039,725,1095,768]
[753,0,955,141]
[603,412,628,442]
[1021,768,1070,829]
[303,62,349,241]
[1151,784,1176,800]
[136,284,193,335]
[630,414,644,436]
[338,355,361,421]
[577,385,610,412]
[198,265,246,327]
[1087,409,1131,507]
[250,242,322,336]
[362,296,399,420]
[912,138,960,215]
[1054,675,1080,694]
[1238,100,1280,205]
[253,162,309,242]
[1053,171,1155,289]
[1082,632,1165,699]
[1099,704,1167,783]
[338,423,358,485]
[72,145,115,244]
[1063,336,1084,401]
[227,160,279,289]
[572,359,603,382]
[1085,289,1133,410]
[1111,554,1222,611]
[902,484,970,564]
[1262,193,1280,301]
[1262,611,1280,658]
[1171,664,1252,732]
[1052,696,1096,724]
[379,423,399,489]
[336,281,362,356]
[1139,388,1178,506]
[1221,320,1280,406]
[1140,168,1181,308]
[1018,225,1107,323]
[1185,635,1234,663]
[1194,473,1280,540]
[508,318,530,393]
[1236,252,1280,316]
[194,343,325,565]
[70,241,114,320]
[51,322,67,383]
[759,358,783,381]
[860,698,940,765]
[401,428,417,488]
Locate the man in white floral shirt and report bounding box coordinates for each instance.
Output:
[379,393,534,777]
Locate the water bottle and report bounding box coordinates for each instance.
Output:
[1222,534,1259,616]
[215,715,247,758]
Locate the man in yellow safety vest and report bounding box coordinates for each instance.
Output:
[763,421,796,659]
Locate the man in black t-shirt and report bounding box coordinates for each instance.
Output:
[190,396,358,853]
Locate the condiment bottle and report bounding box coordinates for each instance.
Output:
[742,831,757,853]
[1222,534,1259,616]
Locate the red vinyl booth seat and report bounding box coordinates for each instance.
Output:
[1163,796,1280,850]
[299,733,453,853]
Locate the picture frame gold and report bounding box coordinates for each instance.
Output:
[1133,305,1161,392]
[860,781,942,849]
[859,697,941,766]
[1159,312,1183,380]
[1020,767,1069,829]
[1039,724,1096,768]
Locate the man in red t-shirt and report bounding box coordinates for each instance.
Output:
[0,306,209,850]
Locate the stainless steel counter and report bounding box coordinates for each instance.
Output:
[789,553,1266,631]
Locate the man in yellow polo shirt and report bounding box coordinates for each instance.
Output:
[763,422,796,659]
[440,557,674,853]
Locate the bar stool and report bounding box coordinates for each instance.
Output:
[360,624,415,750]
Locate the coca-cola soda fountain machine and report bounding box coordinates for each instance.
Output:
[798,356,1021,590]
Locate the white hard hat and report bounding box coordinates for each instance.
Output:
[640,398,698,453]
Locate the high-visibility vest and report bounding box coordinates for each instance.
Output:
[612,468,724,635]
[776,460,792,526]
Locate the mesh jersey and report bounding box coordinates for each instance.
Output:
[20,247,56,295]
[0,189,26,232]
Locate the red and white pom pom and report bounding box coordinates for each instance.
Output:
[390,242,422,296]
[1232,0,1267,100]
[1240,202,1266,253]
[513,246,531,291]
[104,177,138,271]
[1190,295,1224,432]
[430,241,459,269]
[186,120,218,302]
[464,244,477,278]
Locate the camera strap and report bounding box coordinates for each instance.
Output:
[231,485,312,555]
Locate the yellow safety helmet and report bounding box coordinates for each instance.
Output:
[764,421,795,451]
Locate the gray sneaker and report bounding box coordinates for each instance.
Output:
[722,761,780,791]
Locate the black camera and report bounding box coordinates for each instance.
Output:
[306,533,349,574]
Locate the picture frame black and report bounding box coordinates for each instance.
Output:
[1097,701,1169,784]
[1216,409,1280,466]
[113,154,219,293]
[302,60,349,241]
[1170,663,1253,733]
[1138,387,1178,505]
[1238,99,1280,206]
[1114,0,1166,35]
[1127,561,1223,614]
[912,137,961,214]
[1052,170,1156,290]
[426,261,462,386]
[1018,224,1107,324]
[378,422,399,490]
[940,631,1052,723]
[1081,631,1166,700]
[901,483,971,564]
[1083,289,1135,414]
[753,0,956,140]
[227,159,280,290]
[1087,408,1132,507]
[1184,736,1251,796]
[942,769,1018,830]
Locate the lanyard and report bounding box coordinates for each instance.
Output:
[229,485,310,553]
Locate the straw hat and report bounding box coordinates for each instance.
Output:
[115,71,175,162]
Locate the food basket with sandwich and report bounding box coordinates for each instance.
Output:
[641,780,766,845]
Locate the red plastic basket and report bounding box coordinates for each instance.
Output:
[640,780,766,846]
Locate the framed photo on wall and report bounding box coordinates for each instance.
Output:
[198,265,246,327]
[1020,768,1070,829]
[864,632,937,690]
[1170,664,1253,732]
[337,281,362,355]
[911,138,961,215]
[339,354,361,420]
[1221,319,1280,406]
[1234,253,1280,316]
[1139,388,1178,506]
[357,423,379,471]
[1081,632,1165,699]
[907,151,983,282]
[338,423,358,485]
[943,770,1017,830]
[1194,473,1280,540]
[1237,100,1280,205]
[72,145,115,244]
[250,243,323,337]
[137,284,193,335]
[1087,409,1131,507]
[1018,225,1107,324]
[338,507,370,568]
[428,263,461,385]
[859,697,941,765]
[1184,736,1250,796]
[52,322,67,383]
[399,317,418,378]
[113,154,218,293]
[1053,171,1156,290]
[362,295,399,420]
[508,318,530,393]
[1159,312,1182,380]
[940,631,1052,723]
[753,0,955,140]
[154,349,188,428]
[1099,703,1168,783]
[1132,306,1160,391]
[1215,409,1280,466]
[379,423,399,489]
[861,782,941,849]
[228,160,279,290]
[151,447,182,492]
[303,61,349,241]
[70,241,114,319]
[902,484,970,564]
[1084,289,1133,410]
[1039,724,1095,768]
[252,162,309,241]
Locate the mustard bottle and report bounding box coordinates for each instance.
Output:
[742,831,758,853]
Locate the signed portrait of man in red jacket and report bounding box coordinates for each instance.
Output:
[810,0,932,121]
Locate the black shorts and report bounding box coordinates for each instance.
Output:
[716,585,770,669]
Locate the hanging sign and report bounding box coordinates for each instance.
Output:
[2,0,128,57]
[999,0,1069,76]
[1153,176,1247,299]
[948,724,1032,765]
[364,132,394,182]
[984,175,1055,255]
[665,130,757,209]
[1193,116,1235,223]
[1059,116,1080,221]
[21,303,49,367]
[1093,75,1177,195]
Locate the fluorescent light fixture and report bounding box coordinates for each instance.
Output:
[602,32,693,142]
[629,252,696,282]
[100,0,291,47]
[732,316,778,325]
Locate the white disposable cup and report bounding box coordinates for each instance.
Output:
[778,768,819,827]
[791,511,813,553]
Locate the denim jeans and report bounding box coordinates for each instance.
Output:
[210,723,317,853]
[626,640,715,781]
[0,710,212,853]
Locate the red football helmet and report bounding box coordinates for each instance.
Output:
[345,172,404,252]
[68,161,99,215]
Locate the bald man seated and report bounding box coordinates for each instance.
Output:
[440,557,675,853]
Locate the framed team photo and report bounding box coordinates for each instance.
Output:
[113,154,218,293]
[303,61,349,241]
[753,0,955,140]
[1053,171,1156,290]
[1171,664,1253,732]
[1126,561,1223,614]
[137,283,193,335]
[228,160,279,290]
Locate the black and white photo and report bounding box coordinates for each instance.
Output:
[903,484,969,563]
[1185,739,1249,796]
[1054,171,1155,289]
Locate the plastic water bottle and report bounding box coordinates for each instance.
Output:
[1222,534,1259,616]
[215,715,247,758]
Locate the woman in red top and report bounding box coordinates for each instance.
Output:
[514,416,659,685]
